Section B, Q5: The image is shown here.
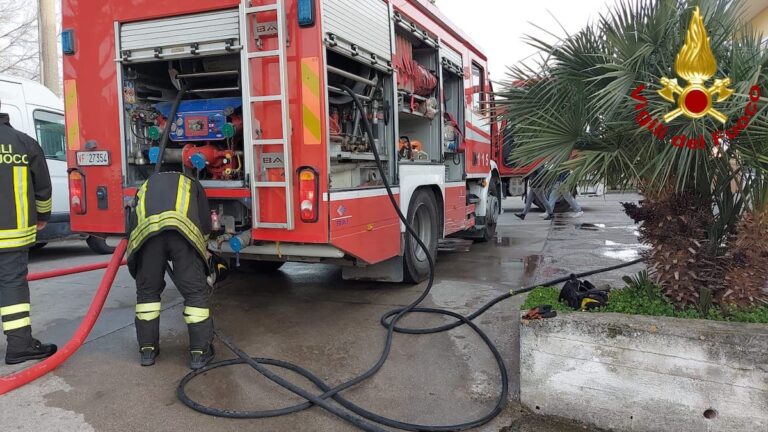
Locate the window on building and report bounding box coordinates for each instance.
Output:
[472,62,485,112]
[33,110,66,161]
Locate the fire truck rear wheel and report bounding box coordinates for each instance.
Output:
[478,176,500,243]
[234,260,285,273]
[403,189,439,284]
[86,236,116,255]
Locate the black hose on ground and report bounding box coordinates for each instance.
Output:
[153,83,188,175]
[176,85,645,431]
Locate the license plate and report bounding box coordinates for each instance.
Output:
[76,151,110,166]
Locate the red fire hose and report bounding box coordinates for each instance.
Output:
[27,257,128,282]
[0,239,128,396]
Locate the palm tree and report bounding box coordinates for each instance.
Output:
[495,0,768,309]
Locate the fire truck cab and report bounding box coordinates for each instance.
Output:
[63,0,501,282]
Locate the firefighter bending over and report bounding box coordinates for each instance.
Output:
[0,103,57,365]
[127,172,216,369]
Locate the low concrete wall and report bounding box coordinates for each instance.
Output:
[520,312,768,432]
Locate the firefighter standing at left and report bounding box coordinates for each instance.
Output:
[0,99,58,365]
[127,171,217,370]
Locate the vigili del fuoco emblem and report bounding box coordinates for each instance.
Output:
[658,7,734,123]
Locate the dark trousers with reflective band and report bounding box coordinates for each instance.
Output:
[134,231,212,351]
[0,251,33,352]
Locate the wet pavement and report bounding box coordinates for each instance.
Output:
[0,193,639,431]
[535,194,646,288]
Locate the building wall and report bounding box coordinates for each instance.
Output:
[752,6,768,37]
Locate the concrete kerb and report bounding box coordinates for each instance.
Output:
[519,311,768,432]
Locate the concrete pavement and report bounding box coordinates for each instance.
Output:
[0,193,640,431]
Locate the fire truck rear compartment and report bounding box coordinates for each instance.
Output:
[119,50,251,233]
[326,51,395,190]
[121,54,245,186]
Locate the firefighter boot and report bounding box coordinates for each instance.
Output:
[139,346,159,367]
[5,327,57,365]
[187,314,214,370]
[135,314,160,366]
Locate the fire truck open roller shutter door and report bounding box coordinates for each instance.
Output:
[118,9,242,63]
[322,0,392,65]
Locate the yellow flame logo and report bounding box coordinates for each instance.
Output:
[657,7,733,123]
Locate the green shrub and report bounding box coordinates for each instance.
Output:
[520,280,768,324]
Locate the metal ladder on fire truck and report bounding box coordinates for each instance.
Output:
[240,0,294,229]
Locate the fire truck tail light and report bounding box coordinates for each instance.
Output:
[298,167,318,223]
[297,0,315,27]
[68,170,87,215]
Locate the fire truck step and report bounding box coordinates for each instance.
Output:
[250,95,282,102]
[245,5,278,14]
[253,182,287,188]
[253,139,285,146]
[247,50,280,59]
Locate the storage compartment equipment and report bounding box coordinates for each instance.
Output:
[393,14,440,164]
[117,9,246,188]
[441,45,466,182]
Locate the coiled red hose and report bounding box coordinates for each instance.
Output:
[0,239,128,395]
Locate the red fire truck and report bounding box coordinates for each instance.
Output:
[62,0,501,282]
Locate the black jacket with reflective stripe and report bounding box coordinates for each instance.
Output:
[127,172,211,276]
[0,117,52,251]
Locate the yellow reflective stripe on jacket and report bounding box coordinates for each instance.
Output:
[0,226,36,249]
[136,181,148,221]
[129,211,206,253]
[13,166,28,229]
[0,303,31,316]
[2,317,31,331]
[175,176,192,215]
[128,211,207,258]
[36,198,52,213]
[183,306,209,324]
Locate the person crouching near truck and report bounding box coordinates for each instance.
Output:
[0,101,58,365]
[127,172,216,370]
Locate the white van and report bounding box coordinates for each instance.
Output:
[0,74,113,254]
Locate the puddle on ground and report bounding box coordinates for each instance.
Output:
[575,223,605,231]
[599,239,649,261]
[523,254,542,280]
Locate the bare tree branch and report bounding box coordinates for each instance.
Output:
[0,0,39,79]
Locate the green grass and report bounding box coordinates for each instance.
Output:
[521,285,768,324]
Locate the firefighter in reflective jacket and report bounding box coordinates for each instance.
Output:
[0,106,57,365]
[127,172,214,369]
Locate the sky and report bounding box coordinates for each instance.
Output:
[435,0,609,82]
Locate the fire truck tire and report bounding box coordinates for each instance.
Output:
[478,176,501,243]
[234,260,285,273]
[86,236,116,255]
[403,189,439,284]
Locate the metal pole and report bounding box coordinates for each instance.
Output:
[38,0,60,96]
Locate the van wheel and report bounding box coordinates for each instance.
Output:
[403,189,439,284]
[234,260,285,273]
[86,236,115,255]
